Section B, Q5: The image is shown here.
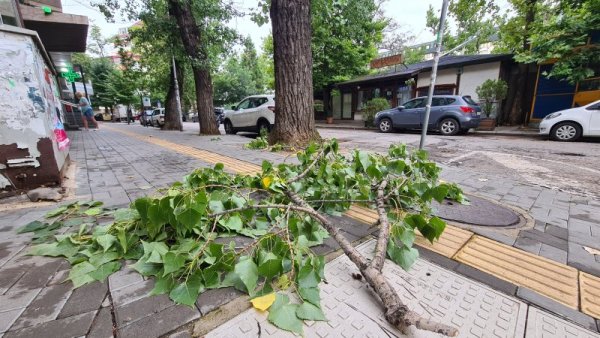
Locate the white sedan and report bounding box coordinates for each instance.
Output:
[539,100,600,141]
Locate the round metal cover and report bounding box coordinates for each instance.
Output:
[433,195,520,227]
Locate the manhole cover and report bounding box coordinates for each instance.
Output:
[433,195,520,227]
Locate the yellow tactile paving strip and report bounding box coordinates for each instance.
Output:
[103,125,600,319]
[580,272,600,318]
[454,235,579,308]
[104,126,260,175]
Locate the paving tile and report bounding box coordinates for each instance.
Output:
[8,258,63,291]
[415,246,460,271]
[580,272,600,320]
[520,229,568,251]
[539,244,568,264]
[108,266,143,291]
[454,263,518,296]
[0,309,24,334]
[514,237,542,255]
[517,287,597,331]
[0,289,41,313]
[58,281,107,319]
[115,294,173,328]
[87,307,114,338]
[111,279,154,308]
[568,244,600,276]
[455,235,578,308]
[10,283,72,330]
[3,310,96,338]
[117,304,199,338]
[546,224,569,240]
[525,306,600,337]
[196,287,244,316]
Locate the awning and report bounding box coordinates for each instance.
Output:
[19,4,88,52]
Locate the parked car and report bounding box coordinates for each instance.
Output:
[223,95,275,134]
[374,95,481,135]
[140,109,154,126]
[190,108,224,127]
[151,108,165,127]
[539,99,600,141]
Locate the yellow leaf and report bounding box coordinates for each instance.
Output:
[261,176,273,189]
[251,293,276,312]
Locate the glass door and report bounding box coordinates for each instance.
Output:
[342,93,352,119]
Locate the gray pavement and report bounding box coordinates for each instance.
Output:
[1,122,599,337]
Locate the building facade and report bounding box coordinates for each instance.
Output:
[0,0,88,192]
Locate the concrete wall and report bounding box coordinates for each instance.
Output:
[417,68,457,88]
[458,61,502,101]
[0,28,68,190]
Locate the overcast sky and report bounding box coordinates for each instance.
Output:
[62,0,508,55]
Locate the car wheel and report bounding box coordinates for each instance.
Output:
[378,118,392,133]
[439,118,459,136]
[224,120,236,134]
[550,122,581,141]
[257,119,270,134]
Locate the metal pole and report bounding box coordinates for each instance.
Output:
[77,64,89,101]
[419,0,449,150]
[172,55,183,131]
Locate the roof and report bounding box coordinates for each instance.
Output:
[337,54,513,87]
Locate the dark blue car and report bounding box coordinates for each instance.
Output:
[374,95,482,135]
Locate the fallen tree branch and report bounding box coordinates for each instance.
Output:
[371,180,390,272]
[285,189,458,336]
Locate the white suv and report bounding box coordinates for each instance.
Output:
[223,95,275,134]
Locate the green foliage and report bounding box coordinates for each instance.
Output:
[244,129,270,150]
[514,0,599,83]
[475,79,508,117]
[30,140,465,334]
[311,0,386,91]
[362,98,391,127]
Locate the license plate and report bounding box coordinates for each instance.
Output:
[476,111,481,116]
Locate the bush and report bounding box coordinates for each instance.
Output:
[475,79,508,118]
[362,98,391,127]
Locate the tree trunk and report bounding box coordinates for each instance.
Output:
[269,0,320,147]
[506,0,536,126]
[168,0,219,135]
[163,59,184,131]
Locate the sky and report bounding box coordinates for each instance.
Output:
[61,0,508,56]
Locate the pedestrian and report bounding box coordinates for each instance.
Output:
[127,106,133,125]
[76,92,99,130]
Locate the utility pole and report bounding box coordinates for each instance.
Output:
[419,0,449,150]
[172,55,183,131]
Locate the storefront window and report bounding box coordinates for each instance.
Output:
[0,0,20,27]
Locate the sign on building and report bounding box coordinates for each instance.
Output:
[370,54,403,69]
[142,96,151,107]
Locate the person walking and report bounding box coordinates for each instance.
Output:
[76,92,98,130]
[127,106,133,125]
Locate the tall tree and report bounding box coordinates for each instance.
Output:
[240,37,265,93]
[87,24,109,57]
[213,56,257,105]
[269,0,319,146]
[496,0,537,125]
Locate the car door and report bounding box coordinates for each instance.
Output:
[238,98,260,127]
[587,102,600,135]
[394,98,424,128]
[230,98,252,127]
[428,97,447,128]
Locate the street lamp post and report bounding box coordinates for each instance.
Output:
[419,0,450,150]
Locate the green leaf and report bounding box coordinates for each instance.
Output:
[222,215,243,232]
[89,251,120,267]
[427,216,446,241]
[134,198,152,224]
[29,239,79,258]
[296,302,326,321]
[357,151,372,171]
[46,206,68,218]
[17,221,47,234]
[267,294,303,335]
[163,252,186,276]
[96,234,117,252]
[113,208,138,222]
[257,252,282,279]
[169,271,204,306]
[387,242,419,271]
[175,208,202,230]
[234,257,258,294]
[68,261,96,287]
[151,275,175,295]
[88,261,121,281]
[208,200,225,213]
[84,207,102,216]
[298,287,320,306]
[131,260,161,276]
[63,218,86,227]
[297,261,320,289]
[424,185,449,203]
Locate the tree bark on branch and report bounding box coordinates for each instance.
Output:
[168,0,219,135]
[285,189,458,336]
[163,59,184,131]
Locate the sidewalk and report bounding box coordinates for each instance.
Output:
[316,120,540,137]
[0,123,598,337]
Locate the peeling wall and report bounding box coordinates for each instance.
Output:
[0,29,68,190]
